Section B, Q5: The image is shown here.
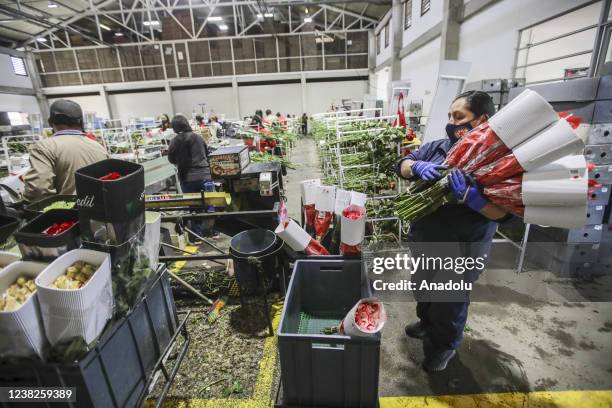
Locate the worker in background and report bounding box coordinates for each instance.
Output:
[397,91,510,372]
[23,99,108,202]
[251,109,264,130]
[208,115,222,140]
[276,112,288,128]
[159,113,170,131]
[167,115,212,241]
[265,109,276,124]
[195,115,206,128]
[301,113,308,135]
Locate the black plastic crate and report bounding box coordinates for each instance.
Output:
[278,259,380,408]
[75,159,145,244]
[23,194,77,220]
[14,209,80,262]
[0,267,179,408]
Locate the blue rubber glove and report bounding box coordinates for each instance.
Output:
[411,161,447,181]
[448,169,487,212]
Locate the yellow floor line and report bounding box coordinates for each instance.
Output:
[379,390,612,408]
[168,245,198,274]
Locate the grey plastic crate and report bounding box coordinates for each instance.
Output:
[586,204,606,225]
[529,224,603,244]
[278,259,380,408]
[527,241,600,263]
[585,144,612,165]
[589,184,611,205]
[587,124,612,145]
[590,165,612,184]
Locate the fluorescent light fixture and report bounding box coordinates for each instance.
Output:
[218,24,228,30]
[36,37,47,42]
[208,16,223,21]
[99,23,111,31]
[304,17,312,23]
[48,2,58,8]
[115,32,123,37]
[10,56,27,76]
[256,13,263,18]
[143,20,159,26]
[264,12,273,17]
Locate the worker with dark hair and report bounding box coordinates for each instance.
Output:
[251,110,264,129]
[397,90,509,372]
[195,115,206,128]
[159,113,170,131]
[276,112,288,127]
[301,113,308,135]
[265,109,275,124]
[23,99,108,202]
[168,115,213,241]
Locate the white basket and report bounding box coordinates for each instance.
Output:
[35,249,112,346]
[0,261,48,358]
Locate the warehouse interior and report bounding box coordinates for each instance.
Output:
[0,0,611,407]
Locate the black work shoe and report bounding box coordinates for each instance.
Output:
[404,320,427,339]
[422,349,456,372]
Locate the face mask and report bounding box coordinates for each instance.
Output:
[446,122,473,143]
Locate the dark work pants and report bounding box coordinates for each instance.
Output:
[417,300,469,351]
[180,180,212,238]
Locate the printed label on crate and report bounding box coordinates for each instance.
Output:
[76,195,95,208]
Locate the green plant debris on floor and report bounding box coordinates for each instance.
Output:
[150,295,281,401]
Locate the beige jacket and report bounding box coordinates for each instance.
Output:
[23,133,109,202]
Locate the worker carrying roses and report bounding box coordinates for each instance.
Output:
[396,91,511,372]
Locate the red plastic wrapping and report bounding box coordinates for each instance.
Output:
[43,220,76,236]
[99,172,122,181]
[446,122,511,173]
[558,111,582,129]
[473,153,524,187]
[483,175,525,216]
[303,204,316,228]
[314,210,333,238]
[305,238,329,256]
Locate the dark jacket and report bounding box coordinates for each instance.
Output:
[397,138,498,283]
[168,116,211,182]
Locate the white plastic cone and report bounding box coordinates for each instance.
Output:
[524,204,587,229]
[522,155,588,206]
[300,179,320,205]
[513,119,585,171]
[341,205,366,246]
[489,89,558,149]
[274,219,311,251]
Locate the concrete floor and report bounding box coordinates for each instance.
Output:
[285,136,612,398]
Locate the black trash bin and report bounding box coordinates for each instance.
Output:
[230,229,280,290]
